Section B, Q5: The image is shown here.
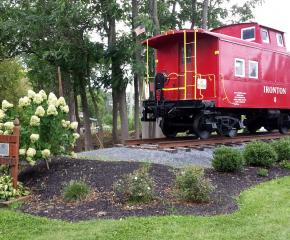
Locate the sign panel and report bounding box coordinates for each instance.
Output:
[197,78,207,90]
[0,143,9,157]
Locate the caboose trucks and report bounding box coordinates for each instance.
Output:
[141,22,290,139]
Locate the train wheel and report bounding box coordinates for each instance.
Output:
[193,114,211,139]
[160,119,177,138]
[278,114,290,134]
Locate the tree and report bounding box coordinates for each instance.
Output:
[202,0,209,29]
[0,0,104,150]
[0,59,29,104]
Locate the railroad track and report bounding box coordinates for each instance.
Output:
[122,132,289,153]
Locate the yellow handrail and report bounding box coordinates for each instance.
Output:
[183,30,187,100]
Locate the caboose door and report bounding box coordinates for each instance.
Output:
[179,44,194,100]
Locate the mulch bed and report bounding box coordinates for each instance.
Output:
[18,158,290,222]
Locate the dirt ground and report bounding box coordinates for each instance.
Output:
[19,158,290,222]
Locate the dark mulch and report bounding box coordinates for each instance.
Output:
[18,158,290,222]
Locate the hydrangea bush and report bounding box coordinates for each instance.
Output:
[0,90,80,165]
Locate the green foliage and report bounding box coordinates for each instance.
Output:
[257,168,269,177]
[0,59,29,104]
[0,90,79,165]
[280,160,290,170]
[63,180,90,201]
[0,175,29,201]
[244,141,277,168]
[114,166,154,203]
[271,138,290,162]
[213,146,245,172]
[175,167,214,203]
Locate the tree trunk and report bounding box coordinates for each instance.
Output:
[202,0,209,29]
[132,0,141,139]
[78,72,93,150]
[191,0,197,29]
[170,1,177,29]
[149,0,160,35]
[118,87,129,143]
[88,85,104,145]
[112,89,119,143]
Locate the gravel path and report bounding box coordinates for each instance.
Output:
[77,147,216,168]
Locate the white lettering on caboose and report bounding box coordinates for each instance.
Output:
[264,86,287,95]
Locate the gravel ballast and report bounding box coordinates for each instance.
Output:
[78,147,216,168]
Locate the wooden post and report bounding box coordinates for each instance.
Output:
[11,119,20,188]
[0,119,20,189]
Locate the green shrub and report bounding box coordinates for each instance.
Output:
[257,168,269,177]
[113,166,154,203]
[212,146,244,172]
[271,138,290,162]
[175,167,214,203]
[244,141,277,167]
[280,160,290,170]
[63,181,90,201]
[0,90,79,166]
[0,175,29,201]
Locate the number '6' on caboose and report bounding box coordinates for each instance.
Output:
[142,22,290,139]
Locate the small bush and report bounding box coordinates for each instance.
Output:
[63,180,90,201]
[271,138,290,162]
[0,175,29,201]
[212,146,244,172]
[280,160,290,170]
[244,141,277,167]
[257,168,269,177]
[113,166,154,203]
[175,167,214,203]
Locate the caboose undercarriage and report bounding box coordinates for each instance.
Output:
[142,100,290,139]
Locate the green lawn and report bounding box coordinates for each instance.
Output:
[1,177,290,240]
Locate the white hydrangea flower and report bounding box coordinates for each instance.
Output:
[57,97,66,107]
[47,104,58,116]
[61,120,70,128]
[70,121,78,130]
[2,100,13,111]
[26,148,36,157]
[26,157,36,166]
[41,149,51,159]
[4,121,14,130]
[60,146,65,152]
[39,90,47,100]
[30,134,40,143]
[27,90,36,99]
[0,109,5,120]
[33,93,43,104]
[30,115,40,126]
[19,149,26,155]
[48,93,58,106]
[73,133,80,140]
[0,130,3,135]
[60,105,69,113]
[35,106,45,117]
[70,151,77,158]
[19,96,31,108]
[3,130,10,135]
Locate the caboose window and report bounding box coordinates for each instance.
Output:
[261,29,270,43]
[249,61,258,79]
[276,33,284,47]
[241,27,255,41]
[235,58,245,77]
[181,45,192,64]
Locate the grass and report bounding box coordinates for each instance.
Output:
[1,177,290,240]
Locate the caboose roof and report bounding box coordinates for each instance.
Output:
[143,29,261,49]
[212,22,285,34]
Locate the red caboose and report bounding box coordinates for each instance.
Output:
[142,22,290,138]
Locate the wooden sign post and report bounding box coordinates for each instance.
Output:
[0,119,20,188]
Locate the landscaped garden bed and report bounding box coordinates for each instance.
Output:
[18,157,290,222]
